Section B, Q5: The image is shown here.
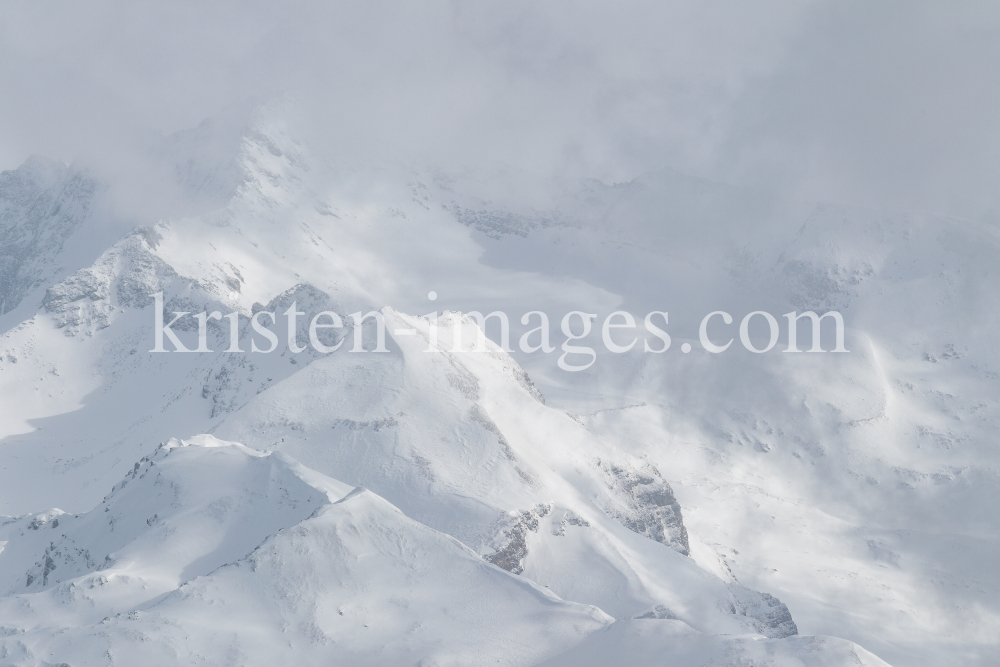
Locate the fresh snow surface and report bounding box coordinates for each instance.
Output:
[0,100,997,665]
[0,437,610,666]
[538,620,891,667]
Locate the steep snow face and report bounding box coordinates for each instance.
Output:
[0,437,886,667]
[0,436,611,667]
[212,309,796,636]
[464,173,1000,667]
[81,488,606,667]
[0,436,348,618]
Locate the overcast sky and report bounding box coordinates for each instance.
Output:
[2,1,999,220]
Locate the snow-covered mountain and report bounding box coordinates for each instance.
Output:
[0,436,610,666]
[0,100,996,665]
[0,436,888,667]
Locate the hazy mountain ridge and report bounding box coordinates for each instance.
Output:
[0,103,997,665]
[0,157,102,319]
[0,436,878,666]
[0,437,609,666]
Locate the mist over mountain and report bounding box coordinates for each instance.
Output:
[1,4,999,666]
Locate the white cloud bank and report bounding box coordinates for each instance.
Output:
[2,1,999,219]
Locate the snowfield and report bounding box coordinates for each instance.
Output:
[0,100,997,665]
[0,437,886,667]
[1,438,612,666]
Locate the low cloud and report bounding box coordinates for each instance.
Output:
[2,1,998,220]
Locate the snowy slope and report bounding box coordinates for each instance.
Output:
[454,166,1000,666]
[0,436,611,666]
[0,100,997,664]
[210,309,796,636]
[0,435,892,667]
[540,620,891,667]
